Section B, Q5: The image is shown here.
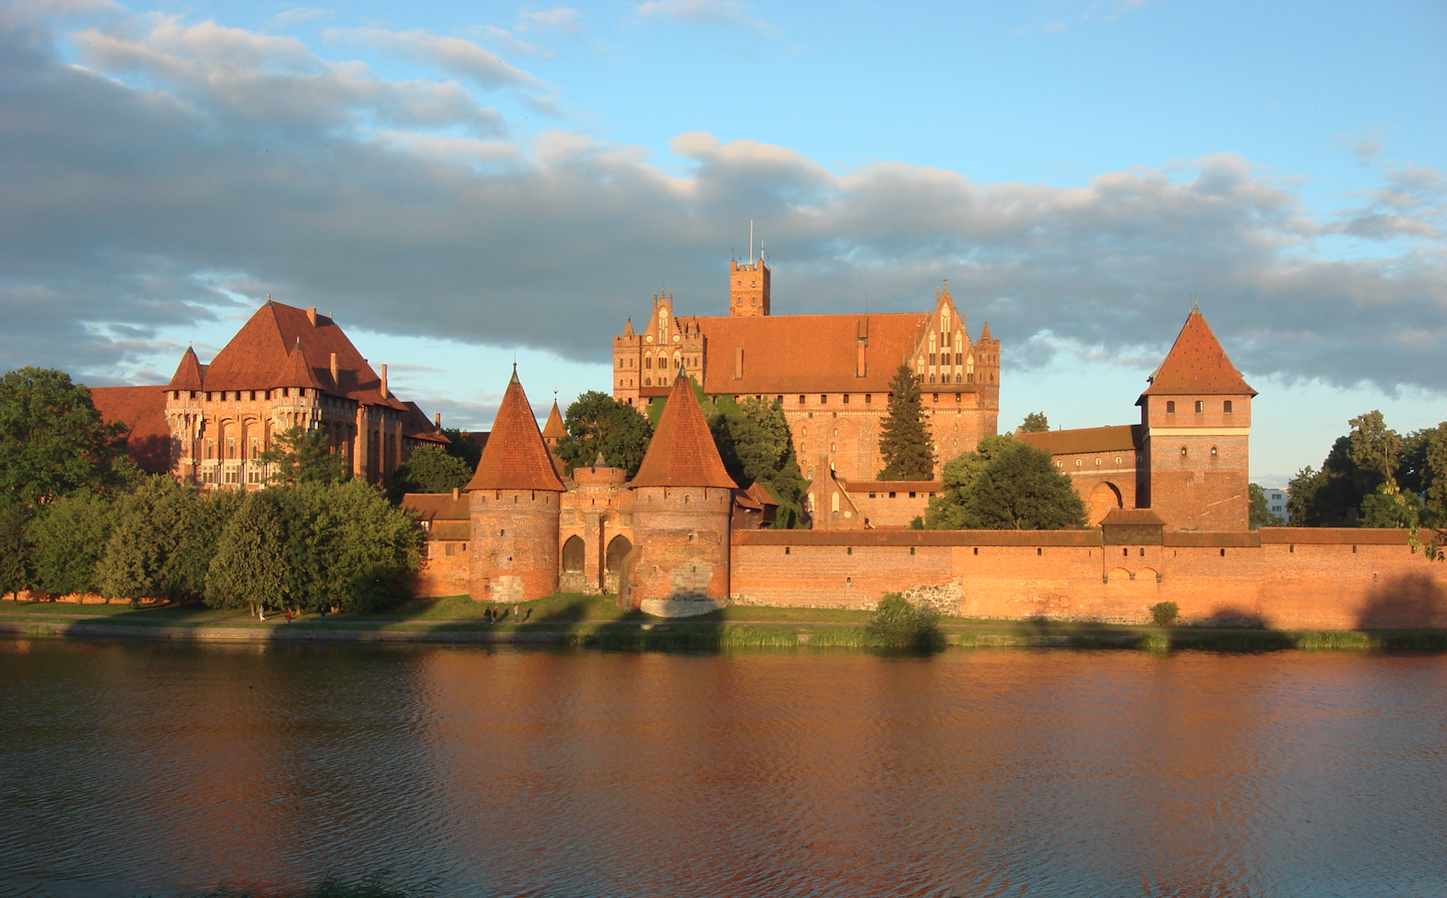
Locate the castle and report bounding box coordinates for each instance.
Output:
[91,300,447,488]
[412,289,1445,629]
[610,259,1000,484]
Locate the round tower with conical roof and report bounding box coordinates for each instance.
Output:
[624,370,739,615]
[466,369,567,603]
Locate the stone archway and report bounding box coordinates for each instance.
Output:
[1088,482,1123,525]
[560,535,586,591]
[605,535,632,573]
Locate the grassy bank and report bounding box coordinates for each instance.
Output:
[3,594,1444,653]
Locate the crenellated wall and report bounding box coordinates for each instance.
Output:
[729,528,1447,629]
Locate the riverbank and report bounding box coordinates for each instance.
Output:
[2,594,1445,652]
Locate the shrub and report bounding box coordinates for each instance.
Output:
[1150,601,1180,627]
[868,593,941,651]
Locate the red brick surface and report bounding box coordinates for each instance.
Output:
[468,489,561,603]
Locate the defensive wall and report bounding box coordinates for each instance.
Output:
[728,527,1447,630]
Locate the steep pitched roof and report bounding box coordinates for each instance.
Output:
[202,301,405,407]
[271,338,327,390]
[686,312,935,394]
[542,402,567,440]
[1141,309,1256,397]
[89,386,172,475]
[630,372,738,489]
[464,370,565,492]
[400,401,449,445]
[166,346,205,391]
[1019,425,1142,456]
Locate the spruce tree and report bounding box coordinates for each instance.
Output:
[878,363,935,481]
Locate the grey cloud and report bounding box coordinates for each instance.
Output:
[1,7,1443,398]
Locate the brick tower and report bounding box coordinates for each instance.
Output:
[624,370,739,613]
[466,369,566,603]
[1137,307,1255,530]
[729,257,770,316]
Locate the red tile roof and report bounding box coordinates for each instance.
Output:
[1100,508,1166,527]
[271,339,327,390]
[401,492,469,522]
[89,385,172,474]
[1018,425,1142,457]
[400,401,449,444]
[685,312,934,394]
[1140,310,1255,398]
[630,372,739,489]
[464,371,565,492]
[167,346,205,391]
[542,402,566,440]
[203,301,405,408]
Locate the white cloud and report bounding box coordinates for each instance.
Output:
[518,7,583,36]
[327,26,543,90]
[1,4,1443,400]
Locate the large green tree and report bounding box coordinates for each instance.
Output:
[257,426,350,486]
[555,391,653,477]
[1287,411,1446,527]
[923,435,1087,530]
[0,504,31,600]
[163,488,243,601]
[0,367,135,509]
[388,444,472,502]
[206,492,291,617]
[95,475,195,603]
[28,491,114,597]
[439,428,483,472]
[709,395,807,528]
[878,364,935,480]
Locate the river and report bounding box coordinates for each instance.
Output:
[1,638,1444,897]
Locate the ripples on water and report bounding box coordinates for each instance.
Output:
[1,639,1444,897]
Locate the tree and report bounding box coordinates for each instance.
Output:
[1249,483,1284,530]
[709,396,807,528]
[878,364,935,480]
[439,428,483,472]
[923,435,1087,530]
[1018,412,1050,434]
[0,367,135,509]
[95,475,195,603]
[163,488,243,602]
[555,391,653,477]
[0,504,31,600]
[206,492,291,617]
[868,593,940,651]
[1361,481,1424,529]
[1348,410,1401,483]
[27,491,114,597]
[1420,423,1447,523]
[257,426,349,486]
[388,444,471,502]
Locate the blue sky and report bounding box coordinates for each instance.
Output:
[2,0,1444,484]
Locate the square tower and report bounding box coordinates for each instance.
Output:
[729,258,770,316]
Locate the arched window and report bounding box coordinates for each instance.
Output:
[561,536,585,572]
[606,535,632,573]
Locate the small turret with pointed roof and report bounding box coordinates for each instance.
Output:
[272,337,326,390]
[1141,307,1255,398]
[466,368,565,492]
[167,345,205,392]
[541,401,566,446]
[631,370,738,490]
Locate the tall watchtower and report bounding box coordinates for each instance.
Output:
[729,258,770,317]
[1137,308,1255,531]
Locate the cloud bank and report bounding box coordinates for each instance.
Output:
[1,2,1443,396]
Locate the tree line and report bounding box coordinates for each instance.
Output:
[1,368,421,612]
[1288,410,1447,531]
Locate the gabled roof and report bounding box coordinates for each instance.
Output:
[1140,309,1255,398]
[271,338,327,390]
[1018,425,1142,457]
[542,402,566,440]
[167,346,205,391]
[400,401,449,444]
[89,386,171,474]
[630,372,738,490]
[687,312,937,394]
[464,370,565,492]
[202,301,405,408]
[401,492,469,523]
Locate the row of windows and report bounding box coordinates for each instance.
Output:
[1166,399,1234,415]
[172,388,318,402]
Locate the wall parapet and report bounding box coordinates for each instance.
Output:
[1257,527,1411,545]
[732,529,1103,548]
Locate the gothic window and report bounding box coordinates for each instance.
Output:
[645,356,652,369]
[929,352,936,366]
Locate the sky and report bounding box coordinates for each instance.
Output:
[2,0,1443,486]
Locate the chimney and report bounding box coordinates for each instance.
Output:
[329,352,338,386]
[380,364,388,399]
[452,487,460,501]
[306,307,317,327]
[434,412,441,428]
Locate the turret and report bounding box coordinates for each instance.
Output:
[466,369,566,603]
[1137,307,1255,530]
[729,257,771,317]
[623,370,738,614]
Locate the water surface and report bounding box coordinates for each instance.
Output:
[1,639,1444,897]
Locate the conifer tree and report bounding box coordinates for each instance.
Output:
[878,363,935,481]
